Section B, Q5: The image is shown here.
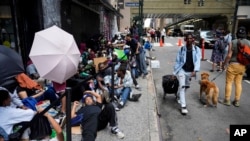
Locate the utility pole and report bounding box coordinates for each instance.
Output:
[138,0,144,43]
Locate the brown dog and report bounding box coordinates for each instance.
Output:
[200,72,210,99]
[199,72,219,107]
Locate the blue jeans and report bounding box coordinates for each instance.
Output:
[136,50,148,75]
[0,126,8,140]
[35,86,59,105]
[115,87,131,104]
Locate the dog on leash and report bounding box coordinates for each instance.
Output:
[199,72,219,107]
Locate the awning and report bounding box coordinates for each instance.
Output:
[75,0,123,18]
[72,0,100,14]
[99,0,123,18]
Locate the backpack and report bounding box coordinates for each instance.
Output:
[237,40,250,66]
[217,38,226,52]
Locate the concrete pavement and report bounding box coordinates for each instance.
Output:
[150,37,250,141]
[72,51,161,141]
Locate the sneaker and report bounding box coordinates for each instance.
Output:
[111,127,125,139]
[135,85,141,90]
[220,99,231,106]
[117,101,124,109]
[55,111,66,119]
[181,107,188,115]
[129,93,142,101]
[232,100,240,107]
[112,102,120,111]
[59,114,66,128]
[143,74,148,79]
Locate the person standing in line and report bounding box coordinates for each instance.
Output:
[173,33,201,115]
[221,26,250,107]
[125,34,148,78]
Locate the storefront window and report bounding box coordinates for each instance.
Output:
[0,5,16,49]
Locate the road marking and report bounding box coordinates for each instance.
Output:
[244,80,250,84]
[165,43,173,46]
[153,43,174,47]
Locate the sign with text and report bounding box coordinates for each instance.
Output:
[125,2,139,7]
[230,125,250,141]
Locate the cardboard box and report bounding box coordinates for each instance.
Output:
[151,60,160,68]
[93,57,107,72]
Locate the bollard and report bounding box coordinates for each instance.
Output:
[201,38,207,61]
[178,38,182,47]
[66,87,72,141]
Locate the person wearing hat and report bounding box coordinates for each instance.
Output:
[222,26,250,107]
[71,90,125,140]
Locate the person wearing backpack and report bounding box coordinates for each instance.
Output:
[210,31,225,72]
[222,26,250,107]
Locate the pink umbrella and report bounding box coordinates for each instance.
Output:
[29,25,81,84]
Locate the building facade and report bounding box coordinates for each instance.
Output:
[0,0,121,65]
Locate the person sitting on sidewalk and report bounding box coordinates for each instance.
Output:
[96,62,112,103]
[126,34,148,78]
[0,89,36,140]
[71,90,125,140]
[114,66,141,108]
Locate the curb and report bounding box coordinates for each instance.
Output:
[146,50,163,141]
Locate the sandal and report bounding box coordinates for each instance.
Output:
[217,69,222,72]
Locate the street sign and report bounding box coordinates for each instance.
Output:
[125,2,139,7]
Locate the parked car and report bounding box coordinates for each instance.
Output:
[172,29,183,37]
[194,30,216,49]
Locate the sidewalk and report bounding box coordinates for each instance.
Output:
[72,51,161,141]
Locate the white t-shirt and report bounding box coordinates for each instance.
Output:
[161,29,166,36]
[0,107,35,134]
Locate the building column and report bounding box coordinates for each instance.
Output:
[225,14,234,33]
[160,18,164,29]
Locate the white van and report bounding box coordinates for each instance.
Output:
[180,25,194,35]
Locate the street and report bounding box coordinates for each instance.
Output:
[151,37,250,141]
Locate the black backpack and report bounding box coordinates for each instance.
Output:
[217,38,226,52]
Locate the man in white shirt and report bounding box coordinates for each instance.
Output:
[0,89,35,136]
[161,28,166,43]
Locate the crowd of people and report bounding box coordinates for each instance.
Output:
[0,28,151,140]
[1,23,249,140]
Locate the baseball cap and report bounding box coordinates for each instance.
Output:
[82,93,93,103]
[237,26,246,38]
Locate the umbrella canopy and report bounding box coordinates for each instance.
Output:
[29,25,81,84]
[114,49,127,60]
[0,45,24,86]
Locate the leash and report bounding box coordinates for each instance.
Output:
[211,69,225,81]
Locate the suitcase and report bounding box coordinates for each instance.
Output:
[162,75,179,99]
